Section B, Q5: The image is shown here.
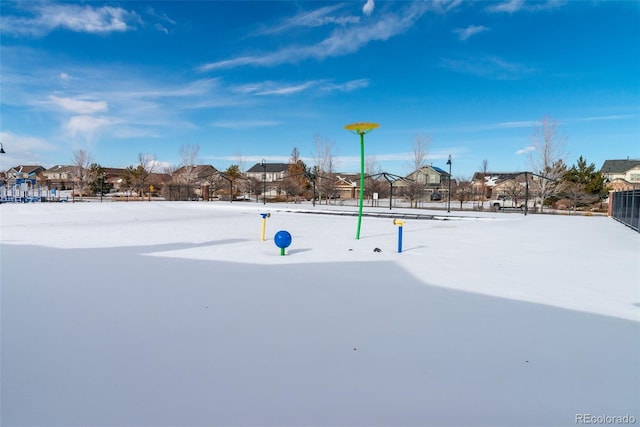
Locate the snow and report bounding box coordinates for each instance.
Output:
[1,201,639,426]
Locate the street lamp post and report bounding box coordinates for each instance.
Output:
[260,159,267,205]
[344,122,379,240]
[100,171,105,203]
[218,173,232,203]
[0,143,5,200]
[446,155,452,213]
[304,170,316,207]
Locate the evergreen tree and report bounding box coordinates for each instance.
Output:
[562,156,606,206]
[88,163,113,196]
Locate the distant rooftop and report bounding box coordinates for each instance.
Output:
[600,159,640,174]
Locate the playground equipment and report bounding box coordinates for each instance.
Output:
[393,219,405,253]
[260,213,270,241]
[344,122,379,240]
[274,230,292,256]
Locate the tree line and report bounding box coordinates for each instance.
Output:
[66,118,610,210]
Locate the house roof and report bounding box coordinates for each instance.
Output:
[333,173,359,180]
[104,167,125,174]
[408,165,450,177]
[44,165,125,178]
[334,175,358,186]
[174,164,218,178]
[44,165,75,173]
[246,163,289,173]
[600,159,640,174]
[8,165,46,175]
[471,172,524,182]
[431,166,450,175]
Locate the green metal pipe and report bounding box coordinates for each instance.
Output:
[356,132,365,239]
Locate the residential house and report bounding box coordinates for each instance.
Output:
[246,162,289,182]
[6,165,46,187]
[42,165,126,192]
[333,174,360,199]
[171,164,219,199]
[600,159,640,191]
[103,168,127,191]
[174,165,218,184]
[246,163,289,197]
[402,165,452,197]
[471,172,535,200]
[42,165,75,189]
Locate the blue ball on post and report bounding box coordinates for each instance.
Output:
[274,230,292,256]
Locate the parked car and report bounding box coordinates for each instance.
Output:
[490,195,538,210]
[430,192,442,201]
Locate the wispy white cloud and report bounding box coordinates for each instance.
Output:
[0,131,57,152]
[64,115,113,138]
[200,2,445,71]
[49,96,108,114]
[570,114,635,123]
[1,3,141,36]
[487,0,525,13]
[487,0,566,14]
[236,81,319,96]
[363,0,375,16]
[453,25,489,41]
[252,4,358,36]
[0,131,59,166]
[210,120,281,129]
[439,55,536,80]
[233,79,369,96]
[516,145,536,155]
[493,121,539,129]
[321,79,370,92]
[431,0,464,13]
[145,6,176,34]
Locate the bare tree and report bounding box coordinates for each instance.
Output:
[245,176,262,202]
[161,164,179,201]
[71,148,93,199]
[365,155,385,202]
[179,144,200,198]
[407,134,430,173]
[135,153,158,196]
[403,135,430,208]
[502,178,526,205]
[313,133,337,204]
[284,147,307,202]
[528,117,567,213]
[478,159,489,208]
[454,176,473,209]
[179,144,200,170]
[234,152,246,174]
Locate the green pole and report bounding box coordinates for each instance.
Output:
[344,122,378,240]
[356,132,365,239]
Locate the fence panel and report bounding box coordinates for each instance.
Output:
[611,190,640,232]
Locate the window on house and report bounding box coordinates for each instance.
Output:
[630,174,640,182]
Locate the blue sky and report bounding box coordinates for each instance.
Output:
[1,0,638,178]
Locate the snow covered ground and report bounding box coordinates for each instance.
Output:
[1,201,638,426]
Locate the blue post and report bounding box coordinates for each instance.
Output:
[393,219,405,253]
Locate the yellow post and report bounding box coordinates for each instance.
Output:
[260,213,270,241]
